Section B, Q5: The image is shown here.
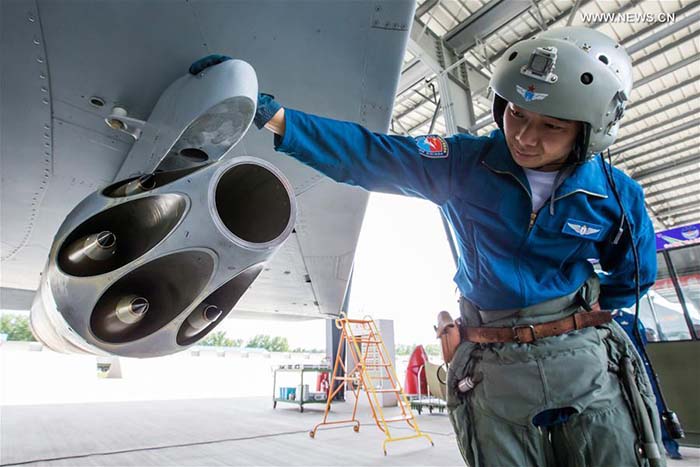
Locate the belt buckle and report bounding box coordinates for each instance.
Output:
[512,324,536,343]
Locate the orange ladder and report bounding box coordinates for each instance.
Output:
[309,313,433,455]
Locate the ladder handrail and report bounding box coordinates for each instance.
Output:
[310,314,434,455]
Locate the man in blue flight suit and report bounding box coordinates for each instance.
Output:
[192,26,665,466]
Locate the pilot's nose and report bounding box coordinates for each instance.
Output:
[516,121,539,148]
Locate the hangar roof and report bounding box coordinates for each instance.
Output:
[392,0,699,229]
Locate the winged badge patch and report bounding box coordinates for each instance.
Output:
[516,84,548,102]
[568,223,600,237]
[562,218,605,241]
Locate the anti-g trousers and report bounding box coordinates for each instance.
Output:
[447,280,665,467]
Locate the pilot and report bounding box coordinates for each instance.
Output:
[192,26,664,466]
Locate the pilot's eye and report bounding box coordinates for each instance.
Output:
[510,108,525,118]
[545,123,564,130]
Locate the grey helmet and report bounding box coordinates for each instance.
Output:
[489,26,633,161]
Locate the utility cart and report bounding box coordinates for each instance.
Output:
[273,365,331,413]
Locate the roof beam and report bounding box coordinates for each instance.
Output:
[406,18,479,133]
[566,0,584,26]
[397,58,432,96]
[624,145,695,173]
[468,0,653,88]
[610,118,700,156]
[672,207,700,222]
[656,197,700,216]
[415,0,441,19]
[647,177,700,199]
[616,109,697,144]
[443,0,532,55]
[626,10,700,55]
[634,153,700,180]
[618,133,697,165]
[627,75,699,111]
[652,188,700,205]
[471,114,495,133]
[407,111,441,134]
[394,97,436,122]
[621,93,700,129]
[632,28,700,67]
[620,2,700,48]
[641,165,699,189]
[636,53,700,88]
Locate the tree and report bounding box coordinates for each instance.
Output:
[395,344,441,357]
[0,313,36,342]
[424,344,441,357]
[395,344,415,356]
[292,347,324,353]
[247,334,289,352]
[198,331,241,347]
[268,336,289,352]
[246,334,271,349]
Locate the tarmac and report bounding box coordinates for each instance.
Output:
[1,396,698,466]
[0,344,697,466]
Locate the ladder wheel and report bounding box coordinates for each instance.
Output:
[309,431,315,439]
[353,425,360,432]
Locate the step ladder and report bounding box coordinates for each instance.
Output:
[309,313,433,455]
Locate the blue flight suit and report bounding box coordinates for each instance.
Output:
[275,108,657,310]
[274,109,666,466]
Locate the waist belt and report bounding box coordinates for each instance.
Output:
[461,311,612,344]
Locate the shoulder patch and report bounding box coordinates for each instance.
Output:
[562,218,604,241]
[415,135,449,158]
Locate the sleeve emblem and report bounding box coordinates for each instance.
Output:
[415,135,449,158]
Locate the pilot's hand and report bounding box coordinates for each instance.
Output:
[254,93,282,130]
[188,54,232,75]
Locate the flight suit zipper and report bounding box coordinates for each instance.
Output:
[481,161,533,303]
[528,211,538,233]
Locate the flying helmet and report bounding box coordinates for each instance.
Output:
[489,26,633,161]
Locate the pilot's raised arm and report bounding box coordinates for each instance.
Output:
[256,95,492,206]
[188,55,492,206]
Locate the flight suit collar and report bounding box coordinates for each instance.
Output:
[555,156,609,200]
[481,130,531,196]
[481,130,608,201]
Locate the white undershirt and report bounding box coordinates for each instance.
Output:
[523,168,559,212]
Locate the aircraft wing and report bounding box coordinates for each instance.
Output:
[0,0,415,354]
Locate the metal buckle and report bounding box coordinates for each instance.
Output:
[512,324,537,343]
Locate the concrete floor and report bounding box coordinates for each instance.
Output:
[1,397,698,466]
